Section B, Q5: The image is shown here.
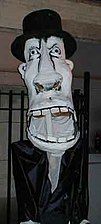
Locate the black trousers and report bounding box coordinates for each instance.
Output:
[12,139,89,224]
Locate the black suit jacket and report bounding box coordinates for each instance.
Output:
[12,139,89,224]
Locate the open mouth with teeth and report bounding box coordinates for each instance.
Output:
[27,106,78,144]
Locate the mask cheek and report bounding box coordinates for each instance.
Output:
[62,80,71,98]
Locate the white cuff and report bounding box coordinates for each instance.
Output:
[80,220,90,224]
[20,220,40,224]
[68,220,90,224]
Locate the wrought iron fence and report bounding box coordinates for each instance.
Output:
[0,72,90,224]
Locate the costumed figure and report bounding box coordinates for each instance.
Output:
[11,9,90,224]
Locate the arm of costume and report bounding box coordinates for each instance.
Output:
[11,140,51,223]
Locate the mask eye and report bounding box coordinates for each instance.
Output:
[29,48,40,61]
[50,46,61,57]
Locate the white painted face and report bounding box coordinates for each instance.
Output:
[18,36,79,155]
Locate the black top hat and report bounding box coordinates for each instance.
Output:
[11,9,77,62]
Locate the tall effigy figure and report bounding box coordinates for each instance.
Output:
[11,9,90,224]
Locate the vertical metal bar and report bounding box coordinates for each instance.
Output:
[84,72,90,151]
[20,91,24,141]
[83,71,90,216]
[7,90,13,224]
[0,90,1,106]
[79,93,84,139]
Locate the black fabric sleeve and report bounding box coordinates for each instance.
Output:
[11,140,51,223]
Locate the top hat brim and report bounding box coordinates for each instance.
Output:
[11,30,77,62]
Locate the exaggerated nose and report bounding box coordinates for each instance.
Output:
[33,45,63,93]
[34,75,62,93]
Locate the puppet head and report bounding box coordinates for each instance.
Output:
[11,9,80,155]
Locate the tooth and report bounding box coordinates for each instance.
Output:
[51,107,59,114]
[33,110,41,116]
[47,136,57,142]
[37,134,47,141]
[58,137,67,143]
[42,109,49,115]
[60,107,68,112]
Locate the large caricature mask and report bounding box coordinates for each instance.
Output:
[18,36,79,155]
[11,11,89,224]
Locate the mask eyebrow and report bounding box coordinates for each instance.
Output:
[48,43,58,50]
[29,39,41,51]
[29,45,40,51]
